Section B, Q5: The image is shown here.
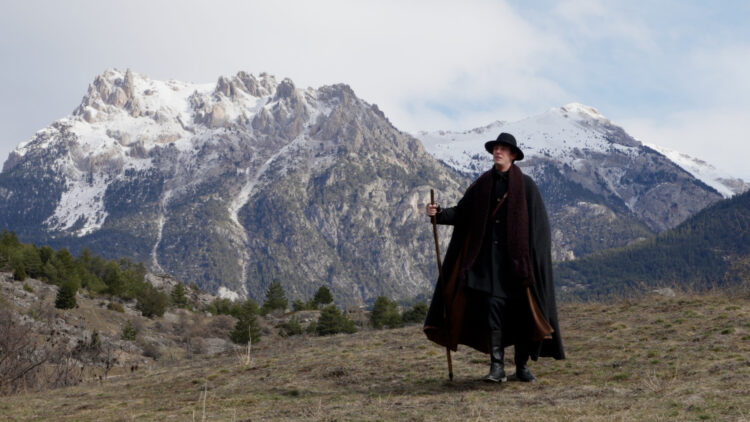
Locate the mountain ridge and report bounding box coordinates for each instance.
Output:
[2,68,746,302]
[415,103,747,261]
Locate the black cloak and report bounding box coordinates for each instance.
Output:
[424,164,565,361]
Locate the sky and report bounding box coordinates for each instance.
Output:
[1,0,749,179]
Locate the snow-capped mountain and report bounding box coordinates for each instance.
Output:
[0,69,468,303]
[418,103,747,199]
[416,103,746,260]
[2,70,743,301]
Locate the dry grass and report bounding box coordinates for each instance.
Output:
[2,290,749,421]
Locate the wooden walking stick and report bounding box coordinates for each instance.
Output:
[430,189,453,381]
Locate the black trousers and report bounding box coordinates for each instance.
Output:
[485,295,510,332]
[482,293,529,359]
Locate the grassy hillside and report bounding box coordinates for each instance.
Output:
[3,288,748,421]
[555,190,750,299]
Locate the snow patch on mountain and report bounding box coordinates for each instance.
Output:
[645,143,749,198]
[44,173,109,236]
[151,189,174,274]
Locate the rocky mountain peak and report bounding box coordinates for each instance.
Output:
[559,102,608,122]
[214,72,278,100]
[73,68,142,121]
[273,78,297,100]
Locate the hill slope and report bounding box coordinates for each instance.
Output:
[2,290,748,421]
[555,189,750,299]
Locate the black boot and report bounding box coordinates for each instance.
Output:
[484,330,507,383]
[514,345,536,382]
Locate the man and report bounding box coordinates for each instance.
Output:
[424,132,564,383]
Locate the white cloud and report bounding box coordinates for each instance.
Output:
[686,44,750,106]
[0,0,572,145]
[552,0,659,53]
[617,42,750,181]
[1,0,749,184]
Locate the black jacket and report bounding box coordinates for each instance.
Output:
[424,165,565,360]
[437,169,517,297]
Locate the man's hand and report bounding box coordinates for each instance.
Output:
[426,204,439,217]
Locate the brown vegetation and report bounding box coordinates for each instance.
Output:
[0,273,238,398]
[2,288,748,421]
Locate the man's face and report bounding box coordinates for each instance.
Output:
[493,144,516,170]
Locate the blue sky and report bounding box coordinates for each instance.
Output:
[1,0,749,179]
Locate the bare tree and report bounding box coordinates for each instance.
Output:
[0,307,118,395]
[0,307,67,395]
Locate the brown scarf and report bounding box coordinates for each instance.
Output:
[507,164,535,287]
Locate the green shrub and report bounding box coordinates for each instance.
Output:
[103,262,125,296]
[292,299,312,311]
[316,305,356,336]
[22,283,34,293]
[55,280,78,309]
[279,316,303,337]
[80,270,107,293]
[402,302,428,324]
[230,314,261,345]
[20,246,43,278]
[206,298,241,316]
[121,320,138,341]
[12,264,27,281]
[370,296,402,329]
[135,284,168,318]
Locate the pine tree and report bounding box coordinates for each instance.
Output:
[230,299,261,344]
[55,280,78,309]
[316,305,356,336]
[170,282,189,308]
[312,286,333,307]
[20,246,43,278]
[42,261,58,283]
[261,281,288,315]
[38,245,54,265]
[103,262,124,296]
[0,230,20,248]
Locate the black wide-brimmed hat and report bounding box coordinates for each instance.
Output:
[484,132,524,161]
